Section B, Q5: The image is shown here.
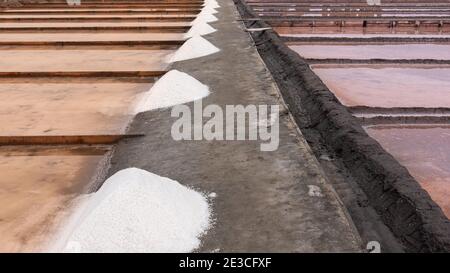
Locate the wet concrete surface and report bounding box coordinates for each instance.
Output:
[366,125,450,218]
[312,67,450,108]
[108,0,362,252]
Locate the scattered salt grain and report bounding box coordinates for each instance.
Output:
[308,185,324,197]
[208,192,217,198]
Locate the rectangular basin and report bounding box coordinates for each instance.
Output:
[0,78,152,136]
[313,66,450,108]
[366,125,450,218]
[0,146,107,252]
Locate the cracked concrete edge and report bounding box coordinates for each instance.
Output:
[232,0,450,252]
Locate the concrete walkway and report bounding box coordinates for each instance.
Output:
[107,0,362,252]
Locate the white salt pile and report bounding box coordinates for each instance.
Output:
[170,35,220,63]
[191,13,218,25]
[185,22,217,38]
[134,70,210,113]
[204,0,220,9]
[61,168,211,253]
[201,6,218,15]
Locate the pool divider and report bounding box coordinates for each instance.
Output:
[1,9,202,15]
[0,134,144,145]
[282,36,450,44]
[0,15,197,22]
[0,24,191,32]
[0,40,184,48]
[0,71,166,77]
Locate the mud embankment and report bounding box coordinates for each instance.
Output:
[234,0,450,252]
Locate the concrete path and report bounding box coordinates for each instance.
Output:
[107,0,362,252]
